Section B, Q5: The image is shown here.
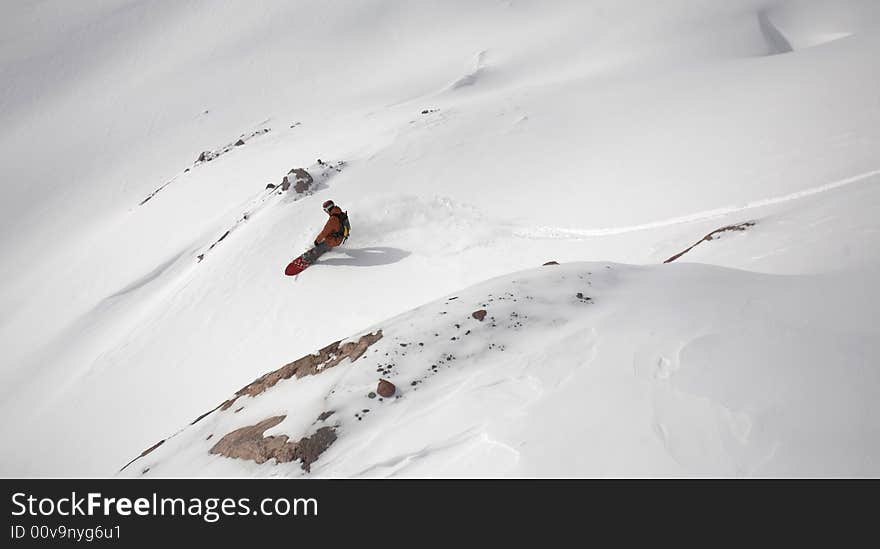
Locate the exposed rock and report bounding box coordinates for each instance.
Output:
[280,168,314,193]
[296,427,338,472]
[543,261,559,266]
[122,332,380,472]
[377,379,396,398]
[266,183,276,190]
[234,139,246,146]
[664,221,756,264]
[209,415,337,471]
[196,151,217,163]
[119,439,165,471]
[472,310,487,321]
[210,416,295,465]
[317,411,335,421]
[220,331,383,411]
[292,168,314,193]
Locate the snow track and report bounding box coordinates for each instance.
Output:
[515,168,880,240]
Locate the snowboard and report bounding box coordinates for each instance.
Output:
[284,255,312,276]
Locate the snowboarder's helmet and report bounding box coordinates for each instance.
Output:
[322,200,335,213]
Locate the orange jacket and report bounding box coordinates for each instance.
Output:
[316,206,345,247]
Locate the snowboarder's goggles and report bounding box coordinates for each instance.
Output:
[323,204,334,212]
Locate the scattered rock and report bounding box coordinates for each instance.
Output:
[234,407,244,413]
[377,379,396,398]
[472,310,488,321]
[266,183,276,190]
[368,392,377,399]
[234,139,246,146]
[317,411,335,421]
[543,261,559,266]
[206,434,213,440]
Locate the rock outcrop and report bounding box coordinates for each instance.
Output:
[121,331,382,472]
[209,415,337,472]
[664,221,756,264]
[280,168,314,193]
[220,331,383,411]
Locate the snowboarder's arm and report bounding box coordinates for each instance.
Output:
[315,217,341,244]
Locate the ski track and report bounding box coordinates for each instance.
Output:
[515,168,880,239]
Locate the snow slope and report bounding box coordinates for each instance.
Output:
[2,0,880,476]
[121,260,880,477]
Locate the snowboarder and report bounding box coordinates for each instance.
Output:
[302,200,349,264]
[284,199,351,276]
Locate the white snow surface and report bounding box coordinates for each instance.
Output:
[1,0,879,477]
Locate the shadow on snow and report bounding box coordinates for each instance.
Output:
[316,247,411,267]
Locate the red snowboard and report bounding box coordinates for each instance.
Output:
[284,255,311,276]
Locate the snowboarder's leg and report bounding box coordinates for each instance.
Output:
[303,242,331,264]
